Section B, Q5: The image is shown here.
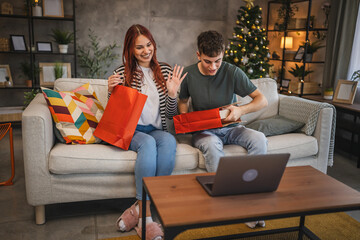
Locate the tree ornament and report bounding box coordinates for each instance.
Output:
[236,20,240,25]
[258,15,261,19]
[241,47,246,52]
[255,45,259,51]
[251,25,256,30]
[241,17,245,21]
[243,0,254,9]
[267,52,271,58]
[248,68,253,74]
[259,66,263,71]
[227,44,230,49]
[234,57,239,63]
[255,19,259,25]
[245,13,249,17]
[230,51,234,56]
[255,37,258,41]
[242,55,249,64]
[242,27,249,34]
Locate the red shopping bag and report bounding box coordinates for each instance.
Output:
[94,85,147,150]
[173,108,223,134]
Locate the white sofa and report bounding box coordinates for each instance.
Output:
[22,77,335,224]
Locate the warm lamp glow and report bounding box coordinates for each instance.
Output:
[280,37,293,49]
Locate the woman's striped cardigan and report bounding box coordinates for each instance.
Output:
[109,63,178,132]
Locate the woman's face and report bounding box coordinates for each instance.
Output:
[134,35,154,67]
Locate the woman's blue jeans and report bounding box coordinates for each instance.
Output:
[129,125,176,200]
[192,125,268,172]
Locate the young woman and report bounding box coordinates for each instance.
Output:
[108,24,187,240]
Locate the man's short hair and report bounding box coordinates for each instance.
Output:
[197,30,225,57]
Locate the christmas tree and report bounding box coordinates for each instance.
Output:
[224,0,271,79]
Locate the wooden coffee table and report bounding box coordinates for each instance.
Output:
[142,166,360,239]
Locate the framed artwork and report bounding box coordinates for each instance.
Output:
[281,79,291,88]
[294,46,305,61]
[39,62,71,87]
[43,0,64,17]
[0,65,13,87]
[10,35,27,52]
[333,79,358,104]
[36,42,52,52]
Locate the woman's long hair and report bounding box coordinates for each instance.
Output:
[122,24,166,92]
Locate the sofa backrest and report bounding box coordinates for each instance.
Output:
[54,78,108,107]
[237,78,279,124]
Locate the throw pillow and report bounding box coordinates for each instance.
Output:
[42,83,104,144]
[246,115,304,137]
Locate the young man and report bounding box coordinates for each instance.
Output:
[178,30,268,173]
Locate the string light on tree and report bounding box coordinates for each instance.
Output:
[224,0,272,79]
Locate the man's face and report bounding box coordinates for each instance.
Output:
[197,51,223,76]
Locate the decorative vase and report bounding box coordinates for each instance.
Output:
[58,44,68,54]
[26,80,32,88]
[32,6,42,17]
[305,53,313,62]
[5,80,12,87]
[323,91,333,100]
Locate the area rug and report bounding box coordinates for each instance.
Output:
[102,212,360,240]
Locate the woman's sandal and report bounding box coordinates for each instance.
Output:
[116,202,139,232]
[245,220,266,229]
[135,222,164,240]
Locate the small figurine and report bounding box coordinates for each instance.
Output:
[272,51,280,59]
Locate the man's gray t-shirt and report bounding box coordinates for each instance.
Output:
[179,61,257,111]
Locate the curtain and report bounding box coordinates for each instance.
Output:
[322,0,360,91]
[347,7,360,80]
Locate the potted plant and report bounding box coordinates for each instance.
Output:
[49,28,74,54]
[24,88,40,108]
[300,40,325,62]
[77,28,119,78]
[54,62,65,80]
[323,87,333,100]
[351,70,360,81]
[288,64,314,81]
[20,61,41,87]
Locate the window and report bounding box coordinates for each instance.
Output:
[347,5,360,80]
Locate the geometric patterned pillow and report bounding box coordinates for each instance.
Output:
[41,83,104,144]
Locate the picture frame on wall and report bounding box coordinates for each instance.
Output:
[294,46,305,61]
[39,62,71,87]
[43,0,64,18]
[36,42,52,52]
[281,79,291,88]
[333,79,358,104]
[0,65,13,87]
[10,35,27,52]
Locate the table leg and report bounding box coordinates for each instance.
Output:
[142,184,146,240]
[0,125,15,186]
[298,215,305,240]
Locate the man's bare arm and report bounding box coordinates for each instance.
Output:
[223,89,268,122]
[178,98,189,114]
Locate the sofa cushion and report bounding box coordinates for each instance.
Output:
[176,132,317,169]
[238,78,279,124]
[49,142,200,174]
[54,78,109,108]
[246,115,304,136]
[42,83,104,144]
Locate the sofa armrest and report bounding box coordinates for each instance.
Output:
[22,94,55,206]
[279,94,334,173]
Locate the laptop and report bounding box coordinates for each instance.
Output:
[196,153,290,197]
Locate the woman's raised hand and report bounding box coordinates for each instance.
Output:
[167,65,187,98]
[108,73,124,93]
